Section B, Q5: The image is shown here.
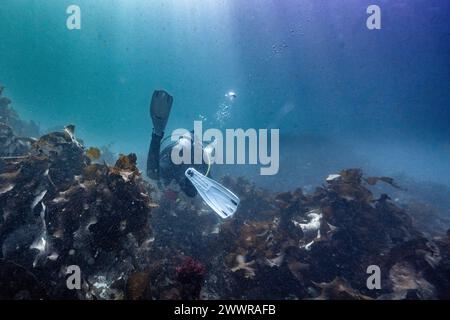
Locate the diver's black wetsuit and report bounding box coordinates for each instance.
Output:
[147,132,163,179]
[147,132,207,197]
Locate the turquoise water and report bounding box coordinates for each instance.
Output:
[1,0,449,186]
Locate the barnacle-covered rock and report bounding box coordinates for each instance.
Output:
[386,261,436,299]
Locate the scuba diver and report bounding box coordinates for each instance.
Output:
[146,90,239,219]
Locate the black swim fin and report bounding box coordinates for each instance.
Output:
[185,168,240,219]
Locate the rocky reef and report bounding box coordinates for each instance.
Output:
[0,86,39,139]
[203,171,450,299]
[0,88,449,300]
[0,107,156,298]
[143,170,449,300]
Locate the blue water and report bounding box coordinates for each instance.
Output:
[1,0,449,187]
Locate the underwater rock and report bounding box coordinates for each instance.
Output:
[0,126,155,299]
[0,259,48,299]
[313,277,372,300]
[403,201,450,236]
[202,169,450,299]
[126,270,152,300]
[0,123,34,157]
[429,236,450,299]
[0,89,40,138]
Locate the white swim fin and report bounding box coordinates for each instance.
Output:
[185,168,240,219]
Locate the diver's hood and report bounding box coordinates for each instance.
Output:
[161,131,214,178]
[161,130,198,152]
[185,167,240,219]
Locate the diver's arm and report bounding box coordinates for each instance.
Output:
[146,90,173,180]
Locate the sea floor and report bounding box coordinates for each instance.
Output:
[1,88,449,300]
